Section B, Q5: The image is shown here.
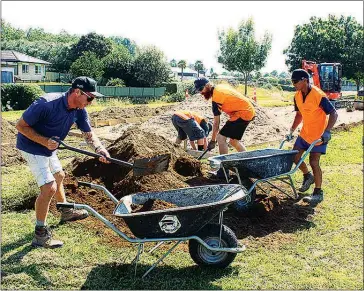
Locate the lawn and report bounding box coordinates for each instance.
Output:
[1,124,362,290]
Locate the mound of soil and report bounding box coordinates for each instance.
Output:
[131,199,178,213]
[1,118,24,166]
[174,156,202,177]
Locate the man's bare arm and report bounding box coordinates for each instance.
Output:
[81,131,103,152]
[16,118,58,150]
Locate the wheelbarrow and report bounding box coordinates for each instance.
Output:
[56,183,248,278]
[208,137,323,211]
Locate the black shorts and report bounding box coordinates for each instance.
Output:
[219,118,251,140]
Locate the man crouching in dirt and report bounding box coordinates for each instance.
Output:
[288,69,338,206]
[193,77,255,179]
[16,76,111,248]
[172,110,212,151]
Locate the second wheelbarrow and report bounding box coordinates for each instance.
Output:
[208,137,323,211]
[57,183,248,278]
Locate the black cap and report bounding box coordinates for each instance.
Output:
[194,77,209,93]
[291,69,310,81]
[71,76,104,97]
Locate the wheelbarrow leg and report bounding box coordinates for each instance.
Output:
[148,241,165,254]
[288,174,298,199]
[142,241,181,279]
[132,243,144,277]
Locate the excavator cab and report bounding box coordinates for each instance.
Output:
[318,63,342,93]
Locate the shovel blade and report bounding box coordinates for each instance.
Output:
[132,154,170,176]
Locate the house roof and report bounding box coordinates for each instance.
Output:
[1,50,51,65]
[170,67,198,74]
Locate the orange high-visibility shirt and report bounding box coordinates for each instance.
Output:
[212,84,255,121]
[174,110,206,125]
[295,86,328,144]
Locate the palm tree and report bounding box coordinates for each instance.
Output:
[194,60,204,77]
[177,60,186,81]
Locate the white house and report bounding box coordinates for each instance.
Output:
[1,50,51,82]
[170,67,205,80]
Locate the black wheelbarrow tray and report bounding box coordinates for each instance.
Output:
[208,138,323,212]
[57,183,248,278]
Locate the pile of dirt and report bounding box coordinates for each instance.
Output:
[174,156,202,177]
[131,199,178,213]
[89,104,175,120]
[139,96,289,149]
[1,118,24,166]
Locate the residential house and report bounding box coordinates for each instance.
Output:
[170,67,205,80]
[1,50,51,83]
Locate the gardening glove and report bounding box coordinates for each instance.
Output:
[285,128,294,141]
[96,147,111,164]
[207,140,217,150]
[321,131,331,144]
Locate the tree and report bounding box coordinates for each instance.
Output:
[279,71,289,78]
[70,32,112,63]
[178,60,187,81]
[194,60,205,77]
[270,70,278,77]
[102,46,134,86]
[132,45,171,87]
[70,51,104,81]
[108,36,137,55]
[217,17,272,95]
[211,72,218,79]
[170,59,177,67]
[283,15,364,88]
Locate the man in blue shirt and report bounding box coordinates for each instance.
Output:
[16,76,110,248]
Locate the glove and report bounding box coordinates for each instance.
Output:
[321,131,331,144]
[207,140,217,150]
[285,128,294,141]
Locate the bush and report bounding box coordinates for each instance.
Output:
[106,78,125,87]
[280,84,296,91]
[1,83,45,111]
[162,82,178,94]
[262,83,273,90]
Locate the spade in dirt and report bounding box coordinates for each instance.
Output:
[52,138,170,176]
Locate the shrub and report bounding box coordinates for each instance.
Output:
[262,83,273,90]
[162,82,178,94]
[106,78,125,87]
[1,83,45,111]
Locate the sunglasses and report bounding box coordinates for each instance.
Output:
[198,86,205,92]
[291,79,301,85]
[81,91,95,102]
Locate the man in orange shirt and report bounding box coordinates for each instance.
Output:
[171,110,212,151]
[288,69,338,206]
[194,77,255,178]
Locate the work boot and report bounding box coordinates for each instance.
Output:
[302,188,324,207]
[298,172,315,192]
[31,226,63,248]
[59,207,89,223]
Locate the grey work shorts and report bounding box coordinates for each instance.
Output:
[171,115,205,141]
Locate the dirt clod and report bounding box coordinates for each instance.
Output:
[174,156,202,177]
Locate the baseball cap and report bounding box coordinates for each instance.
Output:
[71,76,104,97]
[194,77,209,93]
[291,69,310,81]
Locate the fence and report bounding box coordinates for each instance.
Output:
[38,85,166,102]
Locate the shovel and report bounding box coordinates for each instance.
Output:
[197,148,211,160]
[52,138,170,176]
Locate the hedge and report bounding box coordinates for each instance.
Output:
[1,84,45,111]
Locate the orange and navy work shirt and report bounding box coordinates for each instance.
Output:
[174,110,206,125]
[211,84,255,122]
[294,85,335,144]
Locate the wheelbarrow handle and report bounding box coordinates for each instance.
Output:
[197,148,211,160]
[51,137,133,168]
[279,134,295,149]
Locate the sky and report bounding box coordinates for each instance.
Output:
[2,1,363,74]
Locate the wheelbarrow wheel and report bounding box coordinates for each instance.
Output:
[233,177,256,213]
[188,223,238,269]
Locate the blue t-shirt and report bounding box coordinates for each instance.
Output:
[16,91,92,156]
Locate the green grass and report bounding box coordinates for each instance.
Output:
[1,125,362,289]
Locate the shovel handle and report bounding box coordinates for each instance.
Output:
[51,137,133,168]
[197,148,210,160]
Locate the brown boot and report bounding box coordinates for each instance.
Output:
[59,207,89,223]
[32,226,63,248]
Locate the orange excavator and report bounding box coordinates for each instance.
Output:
[301,60,342,103]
